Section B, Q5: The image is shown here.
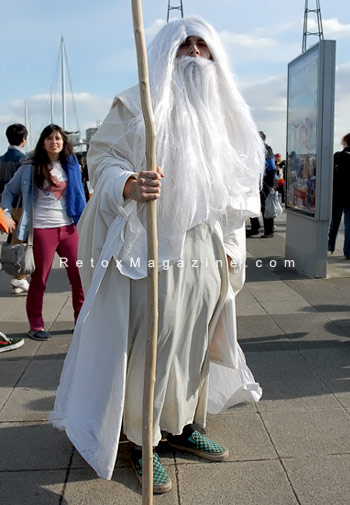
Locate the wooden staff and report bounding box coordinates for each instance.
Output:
[132,1,158,503]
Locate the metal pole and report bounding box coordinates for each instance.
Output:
[61,36,66,130]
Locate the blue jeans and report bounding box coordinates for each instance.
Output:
[328,204,350,257]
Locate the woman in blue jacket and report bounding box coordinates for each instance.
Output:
[1,124,86,340]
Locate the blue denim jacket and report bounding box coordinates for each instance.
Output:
[1,156,86,241]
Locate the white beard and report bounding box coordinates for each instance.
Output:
[156,56,235,232]
[132,56,261,243]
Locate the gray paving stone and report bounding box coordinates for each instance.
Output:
[0,422,72,470]
[245,259,280,282]
[299,347,350,378]
[245,350,313,377]
[0,386,56,422]
[222,401,257,414]
[321,311,350,327]
[41,293,70,327]
[245,280,304,302]
[0,387,12,410]
[71,442,130,470]
[272,311,344,334]
[256,373,341,412]
[0,359,29,387]
[0,470,66,505]
[237,314,284,338]
[34,334,72,358]
[236,288,266,316]
[328,277,350,296]
[0,297,24,321]
[17,359,64,387]
[285,278,347,304]
[259,299,317,315]
[320,377,350,408]
[70,438,175,471]
[205,412,277,462]
[283,455,350,505]
[177,460,298,505]
[2,296,28,322]
[261,409,350,457]
[272,313,350,347]
[64,466,178,504]
[237,315,291,351]
[0,320,29,335]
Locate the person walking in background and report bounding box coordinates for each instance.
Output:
[1,124,86,341]
[275,153,285,205]
[328,132,350,259]
[260,132,276,238]
[0,208,25,352]
[76,153,90,202]
[0,123,30,294]
[246,131,276,238]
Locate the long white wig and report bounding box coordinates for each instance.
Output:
[118,17,265,271]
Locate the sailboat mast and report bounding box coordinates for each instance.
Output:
[61,36,66,131]
[24,100,28,128]
[50,86,54,124]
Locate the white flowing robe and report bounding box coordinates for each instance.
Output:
[49,86,262,480]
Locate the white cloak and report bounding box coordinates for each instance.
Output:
[49,87,262,480]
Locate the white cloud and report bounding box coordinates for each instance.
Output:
[237,61,350,155]
[239,74,288,154]
[308,18,350,38]
[0,92,111,153]
[334,62,350,146]
[219,29,276,49]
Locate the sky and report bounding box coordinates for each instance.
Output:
[0,0,349,155]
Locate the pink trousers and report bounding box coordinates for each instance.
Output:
[26,224,84,331]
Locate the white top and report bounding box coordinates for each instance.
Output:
[33,161,73,229]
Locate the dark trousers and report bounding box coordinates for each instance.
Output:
[328,204,350,257]
[249,189,274,235]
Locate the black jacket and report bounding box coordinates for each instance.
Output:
[332,147,350,207]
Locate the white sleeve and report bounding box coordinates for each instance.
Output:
[223,220,246,293]
[87,97,139,220]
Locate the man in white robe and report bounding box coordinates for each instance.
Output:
[49,17,264,493]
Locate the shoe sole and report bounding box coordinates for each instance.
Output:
[168,441,229,461]
[130,458,172,494]
[0,339,24,353]
[27,332,51,341]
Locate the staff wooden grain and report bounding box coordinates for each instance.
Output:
[131,1,158,503]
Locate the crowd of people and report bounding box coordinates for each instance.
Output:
[245,132,285,239]
[0,15,348,494]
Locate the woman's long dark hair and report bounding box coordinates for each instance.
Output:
[33,124,74,188]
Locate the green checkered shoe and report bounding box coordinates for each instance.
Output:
[130,447,172,494]
[168,427,229,461]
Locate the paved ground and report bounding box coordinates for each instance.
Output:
[1,212,350,505]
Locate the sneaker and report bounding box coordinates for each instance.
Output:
[0,331,25,353]
[27,329,52,341]
[11,278,30,294]
[246,229,259,237]
[168,426,229,462]
[261,233,274,238]
[130,446,172,494]
[12,287,24,295]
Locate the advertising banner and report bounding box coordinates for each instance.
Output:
[286,45,319,215]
